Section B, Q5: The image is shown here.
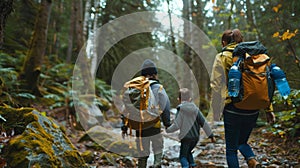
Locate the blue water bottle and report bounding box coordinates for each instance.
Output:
[270,64,290,99]
[228,64,242,97]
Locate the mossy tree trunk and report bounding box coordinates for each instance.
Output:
[0,0,14,49]
[21,0,52,96]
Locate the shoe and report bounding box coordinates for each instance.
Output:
[247,158,262,168]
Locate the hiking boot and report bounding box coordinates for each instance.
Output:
[247,158,261,168]
[153,153,162,168]
[138,158,147,168]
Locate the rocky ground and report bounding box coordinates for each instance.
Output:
[3,105,296,168]
[66,118,300,168]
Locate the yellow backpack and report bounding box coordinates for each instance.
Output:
[121,76,162,131]
[230,41,275,110]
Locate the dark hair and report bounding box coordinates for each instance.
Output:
[179,88,191,101]
[221,29,243,46]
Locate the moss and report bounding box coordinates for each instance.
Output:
[3,108,87,167]
[63,150,87,167]
[0,106,34,134]
[3,135,29,167]
[81,150,94,163]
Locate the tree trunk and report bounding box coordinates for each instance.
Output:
[90,0,99,78]
[21,0,52,96]
[0,0,14,49]
[245,0,261,40]
[83,0,91,42]
[66,0,75,63]
[75,0,84,52]
[227,0,234,29]
[182,0,192,89]
[74,0,93,94]
[191,0,210,111]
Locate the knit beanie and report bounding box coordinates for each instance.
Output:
[141,59,158,76]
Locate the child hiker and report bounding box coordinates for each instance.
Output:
[166,88,215,168]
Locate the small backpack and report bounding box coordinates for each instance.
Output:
[121,76,162,131]
[230,41,275,110]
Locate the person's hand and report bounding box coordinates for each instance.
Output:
[121,125,128,138]
[266,112,275,124]
[210,136,216,143]
[208,134,216,143]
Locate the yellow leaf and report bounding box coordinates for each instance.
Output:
[213,6,220,12]
[272,4,282,13]
[281,30,296,40]
[282,31,289,40]
[295,29,298,34]
[212,0,215,3]
[273,32,280,38]
[273,6,279,13]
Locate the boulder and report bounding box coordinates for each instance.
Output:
[0,106,87,168]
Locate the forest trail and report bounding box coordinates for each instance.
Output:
[69,118,299,168]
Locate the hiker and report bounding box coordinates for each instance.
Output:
[210,29,276,168]
[121,59,171,168]
[166,88,215,168]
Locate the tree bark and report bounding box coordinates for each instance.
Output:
[75,0,84,52]
[191,0,210,109]
[74,0,93,95]
[90,0,99,78]
[83,0,91,42]
[21,0,52,96]
[183,0,192,89]
[0,0,14,49]
[66,0,75,63]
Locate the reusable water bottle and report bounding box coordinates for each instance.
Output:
[228,64,242,97]
[270,64,291,99]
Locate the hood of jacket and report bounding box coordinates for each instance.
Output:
[222,42,238,52]
[177,101,198,116]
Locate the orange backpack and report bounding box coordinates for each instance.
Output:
[230,41,275,110]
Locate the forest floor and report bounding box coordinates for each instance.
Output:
[65,117,300,168]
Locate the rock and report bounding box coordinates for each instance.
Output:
[78,125,138,157]
[1,107,87,168]
[266,164,280,168]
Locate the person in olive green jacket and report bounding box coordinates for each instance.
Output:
[210,29,276,168]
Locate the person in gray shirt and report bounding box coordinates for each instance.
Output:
[166,88,215,168]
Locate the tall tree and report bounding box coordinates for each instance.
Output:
[182,0,192,89]
[66,0,76,63]
[21,0,52,95]
[0,0,14,49]
[191,0,210,109]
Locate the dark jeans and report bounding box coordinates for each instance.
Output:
[179,138,198,168]
[223,108,259,168]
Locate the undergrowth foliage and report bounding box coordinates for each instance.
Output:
[269,89,300,140]
[0,53,113,121]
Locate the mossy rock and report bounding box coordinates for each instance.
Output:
[0,106,34,134]
[79,125,138,157]
[2,108,88,168]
